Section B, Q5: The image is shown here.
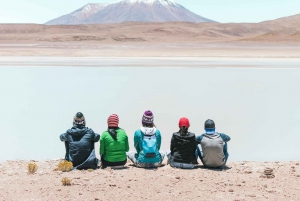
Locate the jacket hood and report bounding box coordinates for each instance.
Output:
[173,132,195,145]
[204,133,220,139]
[140,127,156,135]
[67,125,89,136]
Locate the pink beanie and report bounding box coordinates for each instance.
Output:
[107,114,119,127]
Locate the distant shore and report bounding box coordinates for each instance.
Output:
[1,160,300,200]
[1,56,300,68]
[1,42,300,59]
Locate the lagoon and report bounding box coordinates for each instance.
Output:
[0,58,300,162]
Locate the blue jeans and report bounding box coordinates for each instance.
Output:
[196,143,229,168]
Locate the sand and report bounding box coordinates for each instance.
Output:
[0,19,300,58]
[1,160,300,200]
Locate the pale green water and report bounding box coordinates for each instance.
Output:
[1,63,300,162]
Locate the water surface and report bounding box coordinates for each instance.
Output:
[1,61,300,162]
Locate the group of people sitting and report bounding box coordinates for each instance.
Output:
[60,110,230,170]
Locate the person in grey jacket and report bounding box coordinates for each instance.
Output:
[60,112,100,170]
[196,119,230,168]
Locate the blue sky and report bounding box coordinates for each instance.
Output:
[0,0,299,24]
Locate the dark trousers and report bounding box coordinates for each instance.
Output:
[101,156,127,167]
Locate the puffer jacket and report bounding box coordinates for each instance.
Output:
[60,125,100,170]
[170,132,198,164]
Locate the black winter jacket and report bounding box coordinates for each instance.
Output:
[60,125,100,170]
[170,132,198,164]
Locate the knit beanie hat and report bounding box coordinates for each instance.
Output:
[142,110,154,126]
[73,112,85,126]
[108,114,119,128]
[179,117,190,128]
[204,119,215,129]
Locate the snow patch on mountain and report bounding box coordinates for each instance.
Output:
[45,0,214,25]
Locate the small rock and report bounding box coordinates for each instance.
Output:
[95,198,99,200]
[79,193,82,195]
[296,163,299,165]
[175,176,180,179]
[229,189,234,192]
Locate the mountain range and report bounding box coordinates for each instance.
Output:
[45,0,214,25]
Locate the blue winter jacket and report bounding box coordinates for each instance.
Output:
[134,129,162,164]
[60,125,100,170]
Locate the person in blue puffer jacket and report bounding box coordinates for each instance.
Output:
[60,112,100,170]
[127,110,165,168]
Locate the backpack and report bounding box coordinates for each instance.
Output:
[142,132,157,158]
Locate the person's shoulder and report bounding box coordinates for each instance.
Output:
[101,130,109,135]
[155,129,161,135]
[196,133,206,139]
[134,129,142,135]
[188,132,196,137]
[218,132,229,136]
[117,128,126,132]
[172,132,179,136]
[117,128,128,135]
[66,128,74,134]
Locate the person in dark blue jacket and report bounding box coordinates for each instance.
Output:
[60,112,100,170]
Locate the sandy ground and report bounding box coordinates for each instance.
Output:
[1,160,300,200]
[0,19,300,58]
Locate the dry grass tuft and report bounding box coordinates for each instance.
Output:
[27,163,38,174]
[61,177,71,186]
[57,160,73,172]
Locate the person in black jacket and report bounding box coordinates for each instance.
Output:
[167,117,198,169]
[60,112,100,170]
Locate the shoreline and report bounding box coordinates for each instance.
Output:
[1,57,300,68]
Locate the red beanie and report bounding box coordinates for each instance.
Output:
[179,117,190,128]
[108,114,119,127]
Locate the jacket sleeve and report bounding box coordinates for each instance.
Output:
[156,130,162,151]
[219,133,231,142]
[170,134,175,155]
[60,133,67,142]
[134,130,141,154]
[94,133,100,142]
[124,132,129,152]
[193,136,197,152]
[100,133,105,155]
[196,134,205,144]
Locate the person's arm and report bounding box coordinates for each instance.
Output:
[170,134,175,155]
[100,133,105,156]
[219,133,231,142]
[193,135,197,152]
[94,133,100,142]
[156,130,162,151]
[124,131,129,152]
[134,130,141,154]
[60,133,67,142]
[196,134,204,144]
